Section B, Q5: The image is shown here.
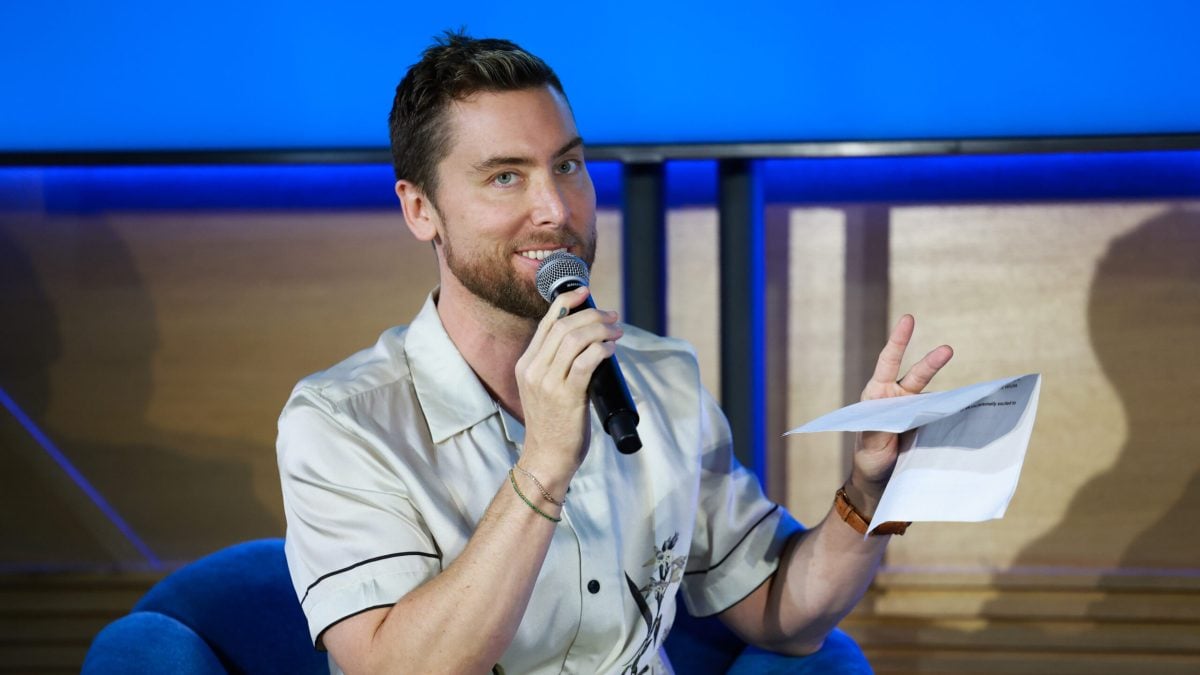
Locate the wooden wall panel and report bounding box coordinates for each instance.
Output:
[0,572,154,674]
[666,207,721,393]
[781,208,848,524]
[844,568,1200,673]
[0,207,621,569]
[886,202,1200,573]
[838,201,1200,671]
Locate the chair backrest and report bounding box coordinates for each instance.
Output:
[88,538,327,675]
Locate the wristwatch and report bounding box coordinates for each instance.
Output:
[834,487,910,536]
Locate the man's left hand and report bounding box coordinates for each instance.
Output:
[850,314,953,503]
[719,313,952,652]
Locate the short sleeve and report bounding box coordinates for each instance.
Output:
[276,392,442,646]
[679,388,804,617]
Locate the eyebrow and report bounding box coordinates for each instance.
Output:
[471,136,585,173]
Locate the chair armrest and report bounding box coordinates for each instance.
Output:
[725,627,872,675]
[82,611,227,675]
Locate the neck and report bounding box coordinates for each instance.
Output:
[434,278,537,422]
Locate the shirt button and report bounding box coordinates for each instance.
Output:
[587,579,600,594]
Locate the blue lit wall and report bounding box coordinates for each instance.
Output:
[2,1,1198,152]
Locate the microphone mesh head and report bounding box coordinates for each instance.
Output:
[536,251,590,301]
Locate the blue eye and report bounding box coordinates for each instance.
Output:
[494,172,516,186]
[557,159,580,175]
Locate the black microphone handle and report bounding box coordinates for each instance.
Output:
[555,281,642,454]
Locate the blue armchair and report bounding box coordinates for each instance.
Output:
[82,539,326,675]
[83,539,871,674]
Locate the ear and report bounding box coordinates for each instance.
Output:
[395,180,441,243]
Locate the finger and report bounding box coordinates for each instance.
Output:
[538,306,618,373]
[565,339,619,390]
[868,314,915,388]
[527,286,592,357]
[521,302,615,385]
[858,429,895,454]
[897,345,954,393]
[544,317,622,384]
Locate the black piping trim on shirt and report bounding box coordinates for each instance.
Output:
[687,567,775,619]
[683,504,780,576]
[300,550,441,606]
[314,603,394,651]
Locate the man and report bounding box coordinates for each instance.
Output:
[277,32,952,674]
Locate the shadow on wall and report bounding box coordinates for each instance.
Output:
[0,223,88,566]
[997,207,1200,576]
[0,215,280,570]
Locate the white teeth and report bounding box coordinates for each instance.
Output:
[520,248,566,260]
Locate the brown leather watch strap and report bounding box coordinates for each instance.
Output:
[834,487,910,536]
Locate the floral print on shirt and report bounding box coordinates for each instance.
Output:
[621,533,687,675]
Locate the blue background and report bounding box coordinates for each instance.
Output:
[2,1,1198,152]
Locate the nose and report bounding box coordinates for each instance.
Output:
[529,174,568,227]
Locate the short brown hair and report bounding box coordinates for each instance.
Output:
[388,30,566,202]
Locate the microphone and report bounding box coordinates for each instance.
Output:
[535,251,642,454]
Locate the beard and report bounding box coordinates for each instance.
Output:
[442,226,597,320]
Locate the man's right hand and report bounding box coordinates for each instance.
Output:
[514,285,622,484]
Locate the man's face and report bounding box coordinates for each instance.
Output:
[429,86,597,319]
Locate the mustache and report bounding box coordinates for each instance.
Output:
[511,234,587,252]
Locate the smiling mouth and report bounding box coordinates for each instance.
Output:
[517,247,568,261]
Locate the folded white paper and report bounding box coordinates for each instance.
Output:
[786,374,1041,535]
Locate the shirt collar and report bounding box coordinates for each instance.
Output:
[497,406,526,448]
[404,291,500,444]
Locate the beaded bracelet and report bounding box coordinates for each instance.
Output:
[513,463,564,506]
[508,469,562,523]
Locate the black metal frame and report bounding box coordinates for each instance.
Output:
[5,132,1200,166]
[717,159,765,473]
[621,163,667,336]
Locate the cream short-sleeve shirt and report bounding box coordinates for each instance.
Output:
[277,294,802,674]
